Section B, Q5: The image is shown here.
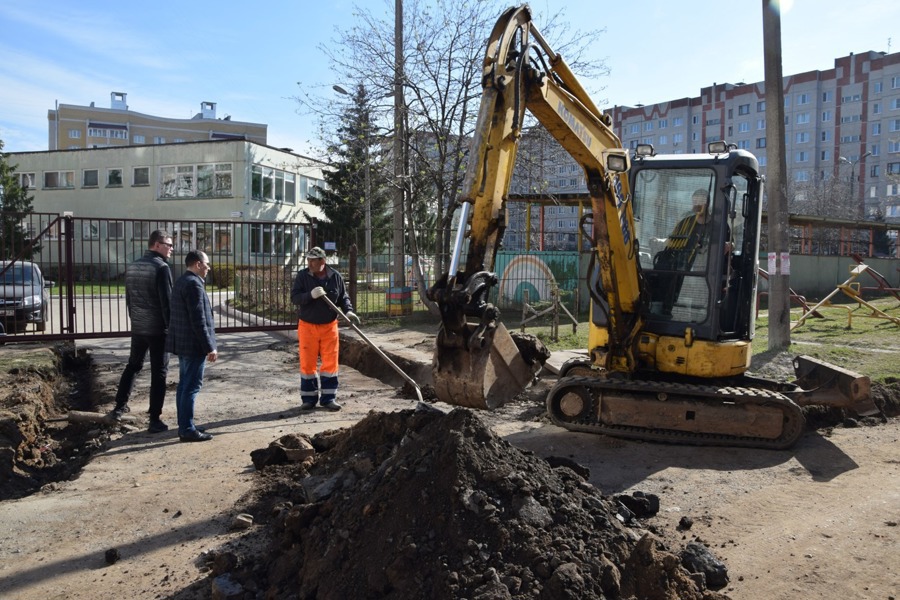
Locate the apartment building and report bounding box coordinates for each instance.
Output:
[505,49,900,252]
[608,50,900,221]
[48,91,267,150]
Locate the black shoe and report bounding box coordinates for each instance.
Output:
[179,429,213,442]
[148,419,169,433]
[300,401,317,411]
[320,400,342,411]
[111,404,130,420]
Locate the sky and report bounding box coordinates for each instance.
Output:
[1,0,898,158]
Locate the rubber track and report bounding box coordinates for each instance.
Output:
[546,376,806,450]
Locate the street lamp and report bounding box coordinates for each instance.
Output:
[333,84,374,289]
[839,151,872,218]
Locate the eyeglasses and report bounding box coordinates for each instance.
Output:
[160,242,174,248]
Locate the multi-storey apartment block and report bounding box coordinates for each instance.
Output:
[48,91,267,150]
[506,50,900,252]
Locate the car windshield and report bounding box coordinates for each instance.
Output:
[1,265,35,285]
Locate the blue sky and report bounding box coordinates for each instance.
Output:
[1,0,898,157]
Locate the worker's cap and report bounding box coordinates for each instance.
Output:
[305,246,326,260]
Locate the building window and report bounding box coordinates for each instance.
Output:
[841,114,861,123]
[822,130,831,142]
[840,135,861,143]
[692,115,699,125]
[705,118,720,126]
[873,123,882,135]
[892,76,900,89]
[797,112,811,124]
[821,110,831,122]
[658,119,667,128]
[19,173,35,189]
[691,132,699,141]
[83,169,99,187]
[673,117,684,126]
[795,171,809,182]
[738,122,750,133]
[160,163,233,199]
[796,132,810,143]
[738,104,750,115]
[871,165,880,177]
[133,167,150,186]
[251,165,294,204]
[821,150,830,161]
[874,103,882,115]
[672,133,683,143]
[797,93,810,105]
[133,134,146,144]
[756,138,766,148]
[43,171,75,189]
[658,135,667,144]
[841,94,862,103]
[889,140,900,153]
[629,124,639,134]
[738,140,750,149]
[796,151,809,162]
[758,156,767,166]
[822,91,832,102]
[874,82,883,93]
[107,168,123,187]
[871,145,880,156]
[644,122,653,131]
[892,98,900,110]
[757,101,766,112]
[888,163,900,174]
[154,136,166,144]
[249,223,298,256]
[784,115,790,126]
[757,119,766,130]
[68,129,81,139]
[108,221,125,240]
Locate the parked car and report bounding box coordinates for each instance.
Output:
[0,261,51,334]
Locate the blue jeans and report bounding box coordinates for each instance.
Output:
[175,354,206,435]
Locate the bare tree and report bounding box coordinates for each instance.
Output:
[304,0,610,280]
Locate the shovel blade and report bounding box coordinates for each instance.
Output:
[792,355,879,416]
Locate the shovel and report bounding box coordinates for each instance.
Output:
[319,294,424,403]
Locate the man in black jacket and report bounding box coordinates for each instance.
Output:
[112,230,173,433]
[290,246,359,411]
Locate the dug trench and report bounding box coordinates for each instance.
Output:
[0,333,898,600]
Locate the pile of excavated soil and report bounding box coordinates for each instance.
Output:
[215,407,730,600]
[0,344,104,500]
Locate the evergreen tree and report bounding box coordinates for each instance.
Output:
[0,139,38,260]
[310,84,391,254]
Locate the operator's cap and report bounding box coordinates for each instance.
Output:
[305,246,326,260]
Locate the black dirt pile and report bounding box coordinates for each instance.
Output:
[225,407,729,600]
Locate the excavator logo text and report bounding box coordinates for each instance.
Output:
[557,101,592,149]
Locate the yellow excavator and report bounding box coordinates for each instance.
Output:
[426,5,877,449]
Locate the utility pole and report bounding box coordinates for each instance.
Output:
[763,0,791,350]
[392,0,406,288]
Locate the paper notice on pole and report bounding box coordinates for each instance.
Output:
[768,252,776,275]
[780,252,791,275]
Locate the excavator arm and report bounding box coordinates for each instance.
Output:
[427,5,642,408]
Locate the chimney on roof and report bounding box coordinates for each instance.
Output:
[201,101,216,119]
[111,91,127,110]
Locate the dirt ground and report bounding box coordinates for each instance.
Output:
[0,328,898,600]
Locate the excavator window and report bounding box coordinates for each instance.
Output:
[634,168,720,324]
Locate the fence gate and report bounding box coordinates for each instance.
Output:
[1,213,308,344]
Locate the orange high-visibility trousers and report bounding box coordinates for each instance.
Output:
[297,320,339,404]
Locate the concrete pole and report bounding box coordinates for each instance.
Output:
[763,0,791,350]
[392,0,406,288]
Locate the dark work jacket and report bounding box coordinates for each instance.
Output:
[166,271,216,356]
[125,250,172,335]
[290,265,353,324]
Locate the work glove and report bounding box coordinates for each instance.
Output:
[346,311,361,325]
[311,286,326,299]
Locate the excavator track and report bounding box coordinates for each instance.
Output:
[546,376,806,450]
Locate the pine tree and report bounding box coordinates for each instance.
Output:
[310,84,391,253]
[0,139,38,260]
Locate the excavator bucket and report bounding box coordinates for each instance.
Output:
[791,355,879,416]
[432,322,537,409]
